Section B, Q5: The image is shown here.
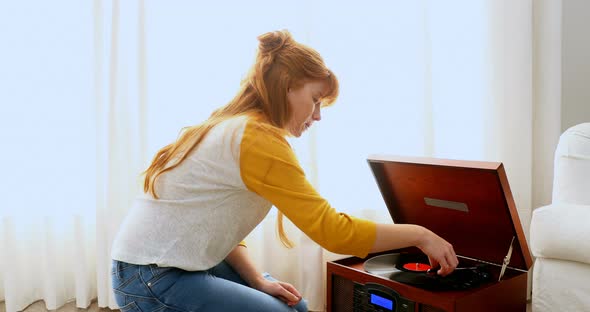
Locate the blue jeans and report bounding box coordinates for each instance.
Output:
[111,260,308,312]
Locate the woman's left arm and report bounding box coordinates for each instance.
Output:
[225,245,302,306]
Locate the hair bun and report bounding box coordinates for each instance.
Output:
[257,30,293,55]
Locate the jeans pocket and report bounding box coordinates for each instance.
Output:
[118,301,142,312]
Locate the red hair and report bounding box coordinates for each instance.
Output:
[143,30,339,248]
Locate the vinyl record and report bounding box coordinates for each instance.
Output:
[389,265,493,291]
[364,252,432,276]
[389,270,440,289]
[395,252,432,271]
[363,252,493,291]
[402,262,432,272]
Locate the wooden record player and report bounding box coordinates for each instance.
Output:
[327,155,533,312]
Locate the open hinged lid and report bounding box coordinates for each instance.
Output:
[368,155,533,271]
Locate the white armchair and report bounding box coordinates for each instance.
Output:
[530,123,590,311]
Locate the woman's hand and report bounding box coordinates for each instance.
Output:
[225,245,303,306]
[253,277,302,307]
[416,228,458,276]
[371,224,459,277]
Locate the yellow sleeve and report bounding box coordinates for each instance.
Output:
[239,121,377,257]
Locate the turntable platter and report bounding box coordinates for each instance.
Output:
[363,252,493,291]
[363,253,403,278]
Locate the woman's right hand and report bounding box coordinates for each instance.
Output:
[370,223,458,276]
[415,227,458,276]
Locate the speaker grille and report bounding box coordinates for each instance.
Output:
[332,274,354,312]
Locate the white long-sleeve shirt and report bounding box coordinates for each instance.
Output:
[111,112,376,271]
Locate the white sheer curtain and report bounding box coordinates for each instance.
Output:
[0,1,560,312]
[0,0,145,311]
[94,0,146,308]
[0,1,97,311]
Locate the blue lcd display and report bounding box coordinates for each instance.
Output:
[370,293,394,310]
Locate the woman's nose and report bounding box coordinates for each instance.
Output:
[312,107,321,121]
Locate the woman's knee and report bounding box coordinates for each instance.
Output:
[262,273,308,312]
[293,298,308,312]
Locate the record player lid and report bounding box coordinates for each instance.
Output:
[367,155,533,271]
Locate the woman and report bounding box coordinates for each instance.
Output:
[111,30,458,312]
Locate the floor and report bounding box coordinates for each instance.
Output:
[1,299,532,311]
[0,301,112,312]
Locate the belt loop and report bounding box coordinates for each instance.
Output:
[115,260,122,279]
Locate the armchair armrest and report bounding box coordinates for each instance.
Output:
[530,203,590,265]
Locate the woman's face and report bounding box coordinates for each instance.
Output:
[286,80,328,137]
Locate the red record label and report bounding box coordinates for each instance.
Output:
[402,262,431,272]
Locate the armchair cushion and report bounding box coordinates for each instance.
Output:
[530,203,590,265]
[553,123,590,205]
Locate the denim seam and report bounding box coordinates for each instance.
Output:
[146,267,174,287]
[114,273,140,291]
[113,289,158,301]
[118,301,140,312]
[137,268,188,312]
[115,261,137,279]
[151,304,168,312]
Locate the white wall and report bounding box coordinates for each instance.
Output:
[533,0,562,208]
[562,0,590,131]
[532,0,590,209]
